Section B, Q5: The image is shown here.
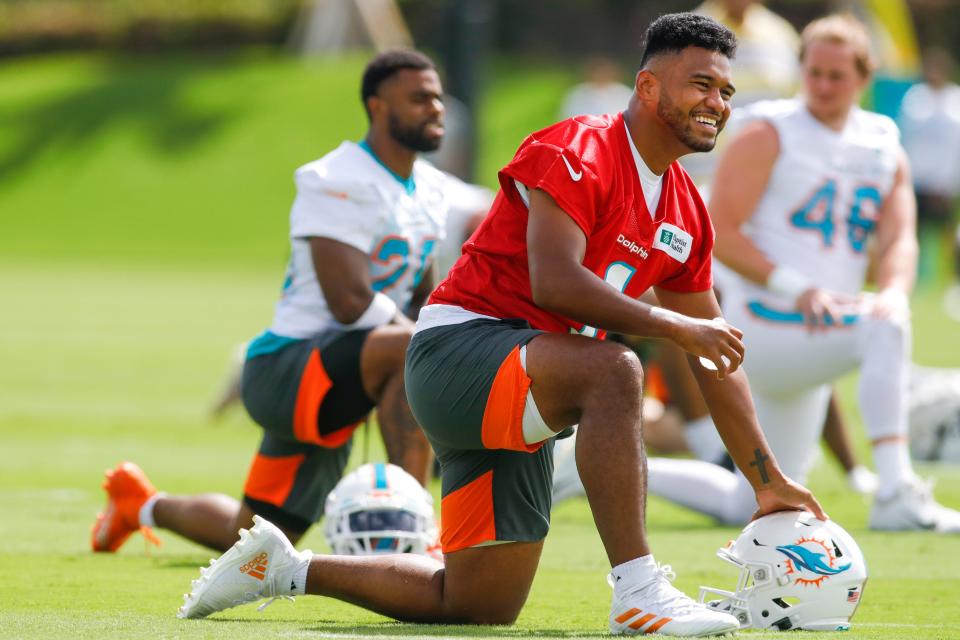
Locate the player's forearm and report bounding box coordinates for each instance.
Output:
[531,262,687,339]
[689,361,786,490]
[874,236,918,295]
[713,228,776,286]
[327,288,376,325]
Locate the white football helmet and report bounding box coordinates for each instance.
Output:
[699,512,867,632]
[323,463,438,556]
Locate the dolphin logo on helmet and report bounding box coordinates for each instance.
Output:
[777,542,852,577]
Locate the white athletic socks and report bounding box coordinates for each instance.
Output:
[138,492,165,528]
[290,551,314,596]
[611,554,657,594]
[873,441,916,499]
[683,415,726,463]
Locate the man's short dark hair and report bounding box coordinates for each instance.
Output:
[361,49,437,117]
[639,12,737,68]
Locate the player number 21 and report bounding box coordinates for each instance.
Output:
[371,236,437,291]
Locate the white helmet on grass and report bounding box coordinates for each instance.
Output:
[323,463,437,556]
[699,511,867,632]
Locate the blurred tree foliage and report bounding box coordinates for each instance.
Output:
[0,0,301,55]
[399,0,835,60]
[2,0,958,68]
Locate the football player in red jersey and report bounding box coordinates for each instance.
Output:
[179,14,826,637]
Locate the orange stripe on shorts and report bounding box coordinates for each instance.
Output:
[243,452,306,506]
[480,346,543,453]
[293,349,360,448]
[440,470,496,553]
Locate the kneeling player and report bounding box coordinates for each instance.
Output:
[91,50,448,553]
[176,15,825,637]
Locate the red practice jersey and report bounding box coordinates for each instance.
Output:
[430,112,714,337]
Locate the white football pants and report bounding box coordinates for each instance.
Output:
[648,287,911,525]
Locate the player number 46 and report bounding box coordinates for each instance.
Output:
[789,180,881,253]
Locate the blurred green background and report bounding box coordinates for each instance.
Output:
[2,2,960,638]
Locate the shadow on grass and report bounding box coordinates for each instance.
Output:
[0,53,246,179]
[203,620,611,638]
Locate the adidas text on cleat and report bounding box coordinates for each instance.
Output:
[609,564,739,637]
[178,515,312,619]
[91,461,161,552]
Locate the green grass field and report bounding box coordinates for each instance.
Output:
[1,51,959,639]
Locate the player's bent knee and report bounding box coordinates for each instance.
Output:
[369,322,414,349]
[594,344,644,401]
[868,311,910,338]
[442,542,541,625]
[863,314,911,360]
[365,323,414,373]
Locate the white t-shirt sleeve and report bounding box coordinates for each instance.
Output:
[289,169,382,253]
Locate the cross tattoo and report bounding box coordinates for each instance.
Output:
[750,448,770,484]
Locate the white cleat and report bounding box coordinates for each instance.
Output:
[609,564,739,637]
[177,515,311,619]
[870,477,960,533]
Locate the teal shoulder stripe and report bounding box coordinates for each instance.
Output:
[746,301,859,326]
[246,330,305,359]
[358,139,416,195]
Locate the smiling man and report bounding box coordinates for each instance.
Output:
[177,14,824,637]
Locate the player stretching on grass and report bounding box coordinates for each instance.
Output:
[178,14,825,636]
[92,50,448,553]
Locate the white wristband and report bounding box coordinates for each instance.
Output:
[345,292,398,330]
[766,266,813,301]
[878,288,909,307]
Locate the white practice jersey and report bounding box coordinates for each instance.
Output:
[730,99,901,303]
[269,141,448,338]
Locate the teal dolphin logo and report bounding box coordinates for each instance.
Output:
[777,543,851,577]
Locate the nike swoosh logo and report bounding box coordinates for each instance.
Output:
[561,154,583,182]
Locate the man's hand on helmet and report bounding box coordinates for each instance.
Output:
[752,478,828,522]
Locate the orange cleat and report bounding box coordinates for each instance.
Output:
[91,462,162,552]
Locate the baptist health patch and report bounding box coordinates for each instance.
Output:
[652,222,693,263]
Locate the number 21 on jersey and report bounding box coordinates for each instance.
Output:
[371,235,437,291]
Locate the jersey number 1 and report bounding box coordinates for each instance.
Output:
[578,261,636,338]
